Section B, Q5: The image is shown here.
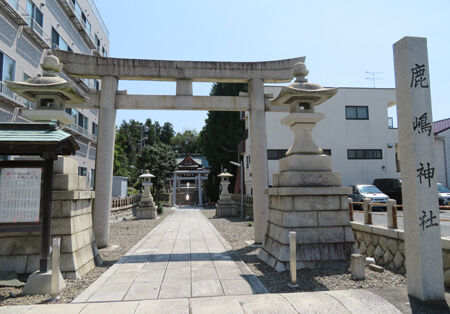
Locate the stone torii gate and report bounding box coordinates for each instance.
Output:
[53,51,302,248]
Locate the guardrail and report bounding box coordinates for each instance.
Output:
[348,198,450,228]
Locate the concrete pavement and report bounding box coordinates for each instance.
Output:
[73,207,266,303]
[3,288,450,313]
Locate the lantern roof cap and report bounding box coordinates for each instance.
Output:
[217,169,233,178]
[270,62,337,108]
[139,170,155,178]
[4,51,88,104]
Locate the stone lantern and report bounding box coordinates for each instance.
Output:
[216,169,234,217]
[5,51,88,125]
[136,170,158,219]
[258,62,354,272]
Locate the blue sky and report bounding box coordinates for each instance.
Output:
[95,0,450,133]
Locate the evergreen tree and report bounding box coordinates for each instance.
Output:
[199,83,247,201]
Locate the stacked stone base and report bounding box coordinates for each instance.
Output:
[0,157,97,279]
[258,188,354,272]
[136,197,157,219]
[216,195,234,217]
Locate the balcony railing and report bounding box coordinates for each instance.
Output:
[23,16,50,48]
[66,123,97,142]
[0,0,29,25]
[0,81,33,108]
[57,0,96,48]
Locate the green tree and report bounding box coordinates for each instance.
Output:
[160,122,175,144]
[200,83,247,201]
[136,143,177,203]
[170,129,201,154]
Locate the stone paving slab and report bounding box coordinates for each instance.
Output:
[0,289,407,313]
[72,207,266,303]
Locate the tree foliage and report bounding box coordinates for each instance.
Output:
[170,130,201,154]
[199,83,247,201]
[136,143,177,202]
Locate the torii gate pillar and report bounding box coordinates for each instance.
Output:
[249,78,269,243]
[94,76,118,248]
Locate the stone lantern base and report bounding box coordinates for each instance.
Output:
[216,194,234,217]
[258,154,355,272]
[136,195,157,219]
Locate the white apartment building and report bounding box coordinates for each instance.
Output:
[0,0,110,188]
[243,87,448,195]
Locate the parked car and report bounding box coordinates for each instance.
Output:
[438,183,450,206]
[373,178,402,204]
[349,185,389,210]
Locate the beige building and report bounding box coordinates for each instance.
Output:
[0,0,109,188]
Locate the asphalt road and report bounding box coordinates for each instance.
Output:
[353,209,450,238]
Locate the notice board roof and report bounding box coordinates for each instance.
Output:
[0,121,79,156]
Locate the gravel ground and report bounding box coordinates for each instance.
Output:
[202,209,408,293]
[0,208,173,306]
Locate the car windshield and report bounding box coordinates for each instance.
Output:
[359,186,382,194]
[438,184,450,193]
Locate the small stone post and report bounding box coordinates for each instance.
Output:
[50,238,61,299]
[363,198,372,225]
[387,199,397,229]
[288,231,298,287]
[350,254,365,280]
[394,36,444,301]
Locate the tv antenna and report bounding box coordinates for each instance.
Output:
[365,71,383,88]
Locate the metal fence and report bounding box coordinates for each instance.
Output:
[348,199,450,228]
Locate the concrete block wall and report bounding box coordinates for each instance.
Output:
[351,222,450,288]
[0,157,96,279]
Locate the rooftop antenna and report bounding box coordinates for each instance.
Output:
[365,71,383,88]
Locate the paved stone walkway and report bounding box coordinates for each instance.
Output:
[73,207,266,303]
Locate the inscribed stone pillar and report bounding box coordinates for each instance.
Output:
[394,36,444,301]
[94,76,118,248]
[249,78,269,243]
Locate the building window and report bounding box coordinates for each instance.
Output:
[267,149,288,160]
[322,149,331,156]
[0,51,16,82]
[90,168,95,189]
[246,155,250,168]
[92,122,98,136]
[27,0,43,27]
[95,34,100,51]
[78,166,87,176]
[102,47,107,57]
[51,28,71,51]
[94,79,100,90]
[347,149,382,160]
[77,112,88,130]
[345,106,369,120]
